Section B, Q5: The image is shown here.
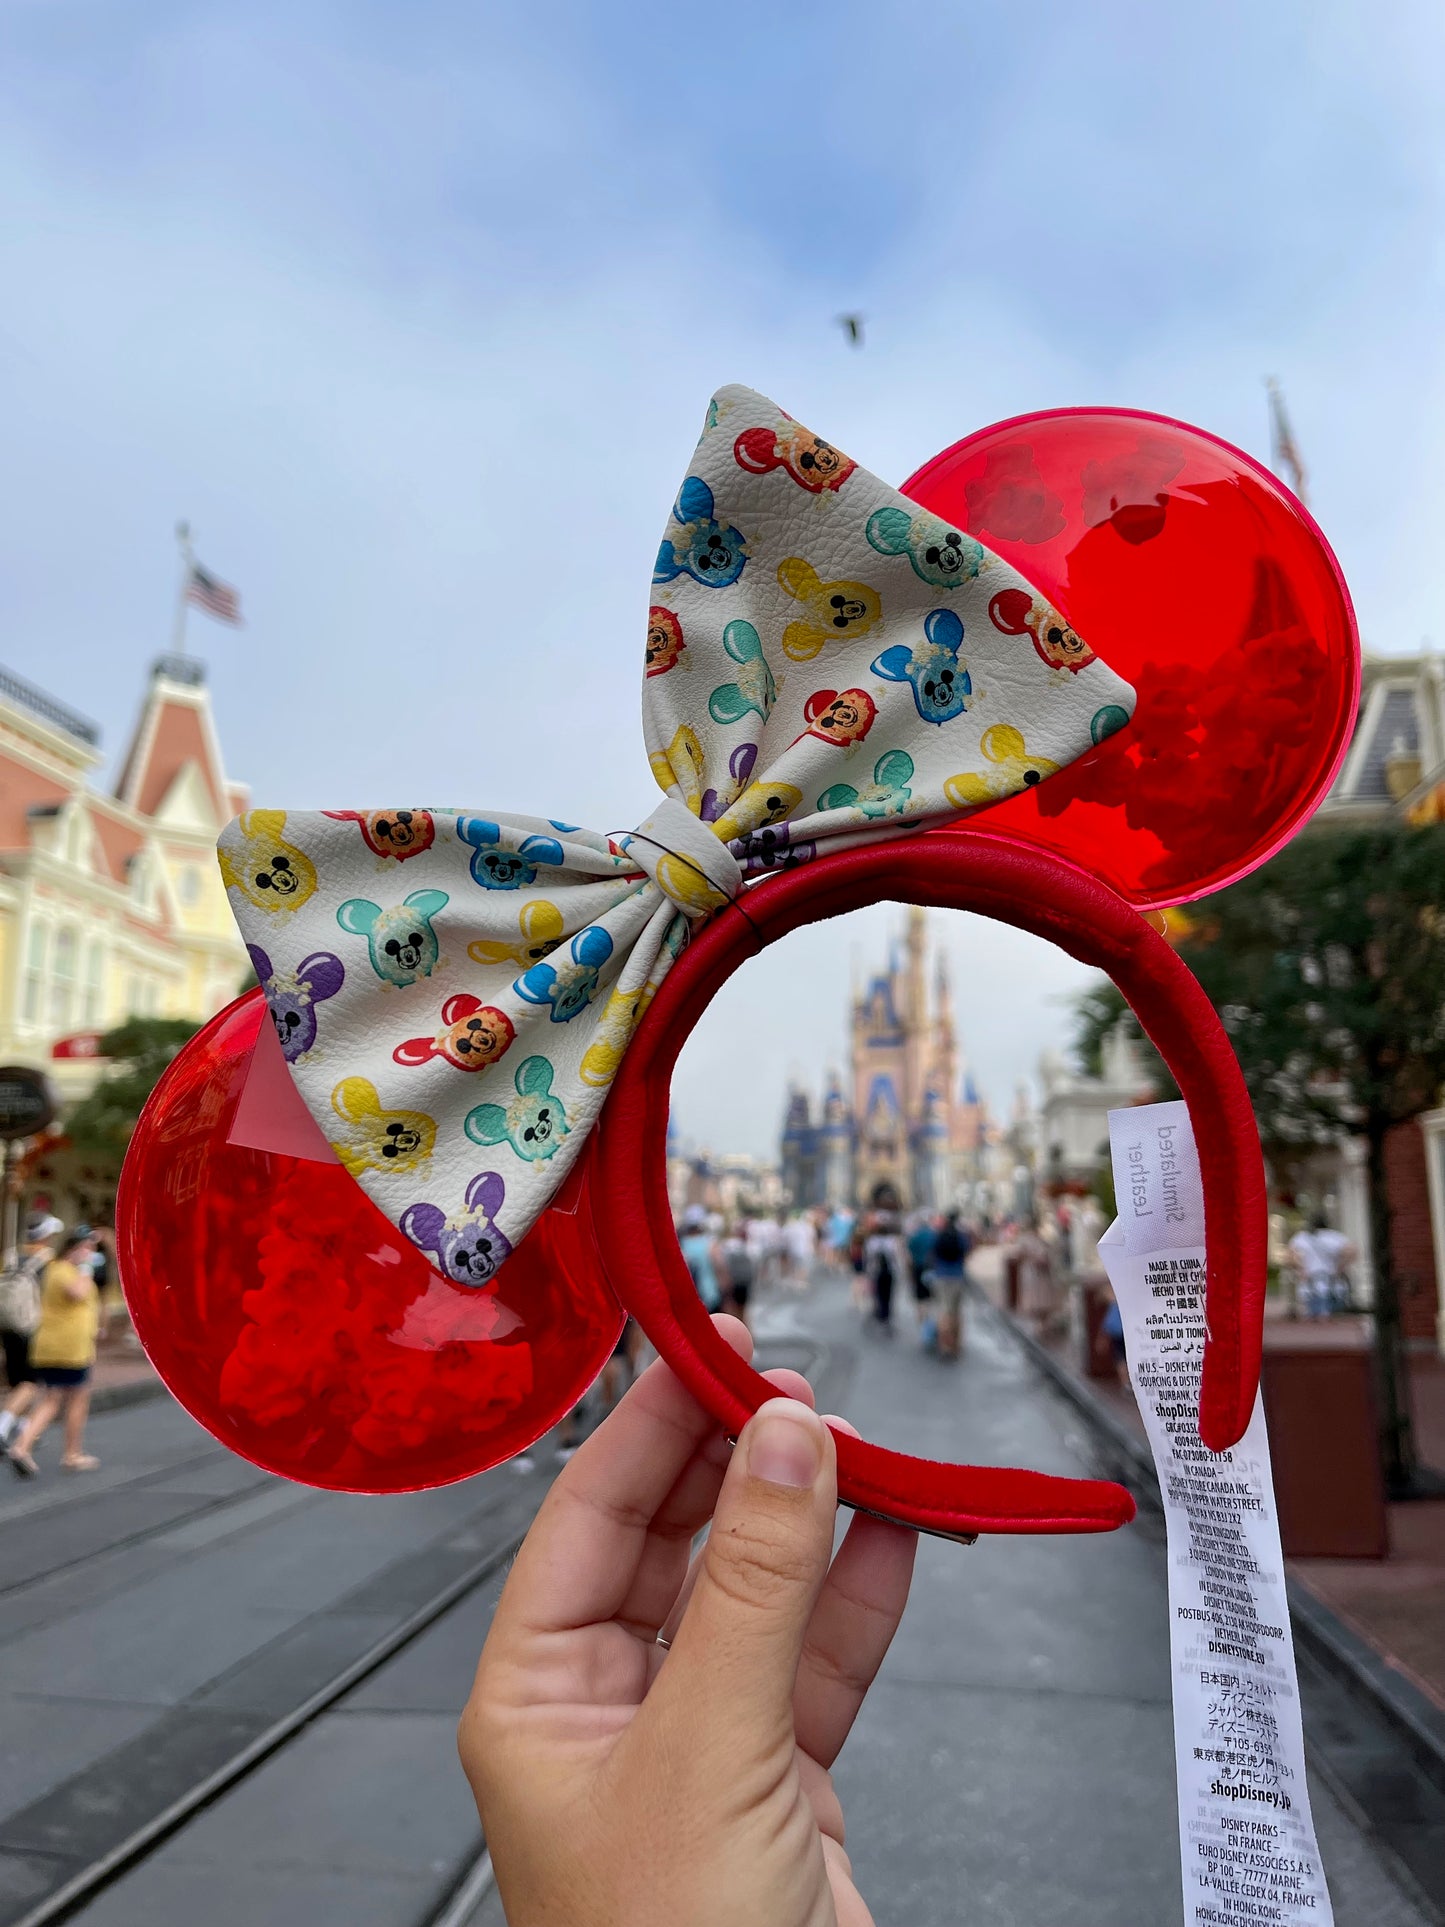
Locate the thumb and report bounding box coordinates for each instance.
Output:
[661,1397,837,1746]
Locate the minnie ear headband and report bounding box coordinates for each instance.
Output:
[118,385,1359,1536]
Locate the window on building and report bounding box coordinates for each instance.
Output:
[64,810,89,868]
[178,866,202,906]
[82,941,105,1027]
[23,923,48,1025]
[50,926,78,1029]
[143,976,162,1016]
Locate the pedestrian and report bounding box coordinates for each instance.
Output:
[679,1205,723,1312]
[825,1205,854,1270]
[719,1223,756,1331]
[1055,1202,1074,1276]
[906,1213,936,1296]
[1016,1217,1056,1333]
[744,1212,778,1293]
[864,1210,905,1331]
[0,1214,63,1450]
[931,1209,972,1361]
[782,1212,816,1290]
[7,1227,101,1477]
[1287,1214,1356,1318]
[846,1221,871,1310]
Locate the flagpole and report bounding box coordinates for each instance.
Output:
[172,521,195,658]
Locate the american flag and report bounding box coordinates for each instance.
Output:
[1266,379,1309,507]
[185,562,243,626]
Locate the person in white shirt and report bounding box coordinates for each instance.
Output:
[1287,1215,1356,1319]
[782,1214,816,1289]
[745,1215,780,1291]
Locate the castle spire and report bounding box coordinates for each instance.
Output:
[904,905,928,1028]
[934,949,953,1026]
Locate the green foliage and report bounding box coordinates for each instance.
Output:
[64,1017,201,1160]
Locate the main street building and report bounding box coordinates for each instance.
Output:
[0,654,249,1218]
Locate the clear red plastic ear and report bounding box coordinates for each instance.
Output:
[117,992,623,1492]
[904,409,1361,909]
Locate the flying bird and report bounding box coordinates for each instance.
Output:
[837,314,865,348]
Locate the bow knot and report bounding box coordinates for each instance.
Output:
[625,798,744,919]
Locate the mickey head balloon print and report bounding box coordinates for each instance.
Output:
[119,384,1357,1526]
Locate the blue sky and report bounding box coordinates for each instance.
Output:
[2,0,1441,1152]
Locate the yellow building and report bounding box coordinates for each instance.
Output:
[0,653,249,1213]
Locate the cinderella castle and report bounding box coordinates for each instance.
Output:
[780,908,991,1212]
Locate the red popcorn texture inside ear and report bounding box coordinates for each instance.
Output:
[118,992,623,1492]
[905,410,1360,911]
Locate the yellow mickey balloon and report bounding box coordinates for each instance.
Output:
[777,557,882,662]
[648,725,707,814]
[944,726,1061,808]
[712,780,803,842]
[579,984,657,1088]
[468,899,566,969]
[329,1077,436,1178]
[218,810,318,916]
[653,853,732,917]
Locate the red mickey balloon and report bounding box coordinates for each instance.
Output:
[904,408,1360,908]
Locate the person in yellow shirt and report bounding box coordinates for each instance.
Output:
[7,1228,100,1477]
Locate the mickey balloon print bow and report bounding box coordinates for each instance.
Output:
[218,386,1135,1276]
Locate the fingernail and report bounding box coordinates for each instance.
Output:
[746,1398,824,1489]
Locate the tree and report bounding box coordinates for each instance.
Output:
[64,1018,201,1161]
[1074,823,1445,1493]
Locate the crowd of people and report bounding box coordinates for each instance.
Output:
[0,1213,111,1477]
[674,1197,1017,1362]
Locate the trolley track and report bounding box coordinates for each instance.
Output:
[8,1522,529,1927]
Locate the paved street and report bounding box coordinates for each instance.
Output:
[0,1275,1434,1926]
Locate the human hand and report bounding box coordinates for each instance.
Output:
[460,1316,917,1927]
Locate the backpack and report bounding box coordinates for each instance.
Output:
[0,1254,43,1336]
[724,1244,755,1289]
[934,1224,966,1266]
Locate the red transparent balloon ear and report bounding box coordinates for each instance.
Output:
[117,991,623,1493]
[905,409,1361,910]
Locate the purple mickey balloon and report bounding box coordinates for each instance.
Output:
[400,1172,513,1287]
[248,944,346,1063]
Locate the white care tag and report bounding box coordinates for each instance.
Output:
[1100,1101,1333,1925]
